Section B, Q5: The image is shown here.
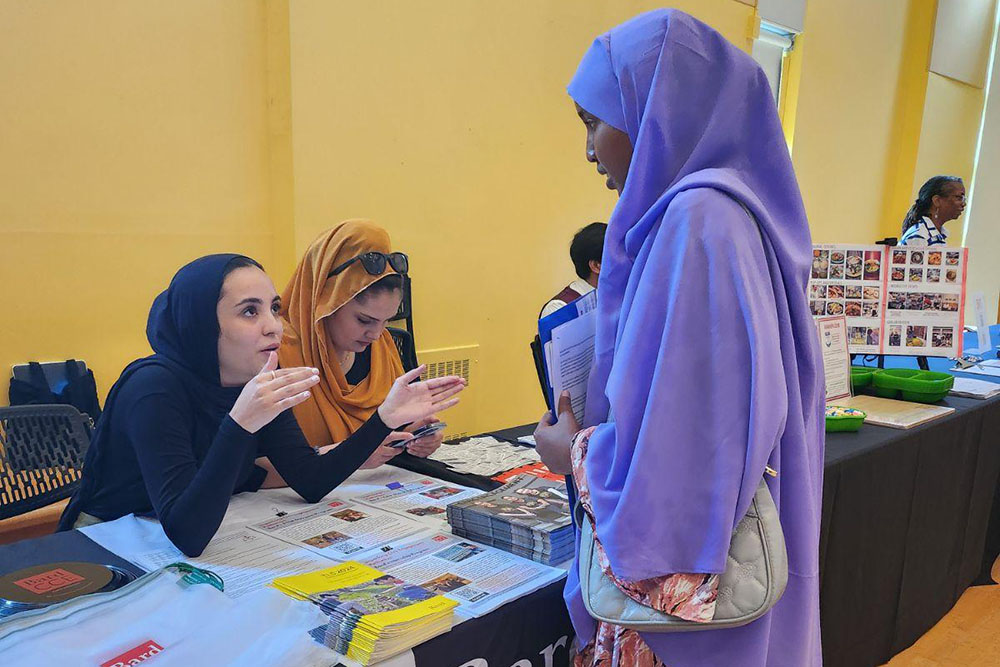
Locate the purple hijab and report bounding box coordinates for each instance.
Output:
[565,10,825,665]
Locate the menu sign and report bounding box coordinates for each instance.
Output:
[809,245,968,357]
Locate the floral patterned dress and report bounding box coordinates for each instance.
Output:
[571,426,719,667]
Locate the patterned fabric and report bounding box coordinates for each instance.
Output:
[899,216,948,246]
[571,426,718,667]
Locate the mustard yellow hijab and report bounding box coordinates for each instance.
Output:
[279,221,405,447]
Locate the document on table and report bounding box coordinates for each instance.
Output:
[949,377,1000,399]
[360,532,566,619]
[352,478,483,527]
[427,436,540,477]
[249,499,431,560]
[131,528,333,599]
[957,359,1000,378]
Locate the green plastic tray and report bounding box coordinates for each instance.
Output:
[850,367,874,391]
[825,406,866,432]
[871,369,954,403]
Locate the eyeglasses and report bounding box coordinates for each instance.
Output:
[328,251,408,278]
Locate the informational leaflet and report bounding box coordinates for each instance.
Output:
[809,245,968,357]
[537,290,597,411]
[814,316,852,402]
[809,245,885,354]
[548,309,596,423]
[360,532,565,619]
[353,478,484,527]
[949,376,1000,399]
[427,436,541,477]
[249,499,430,561]
[883,247,967,358]
[131,528,334,599]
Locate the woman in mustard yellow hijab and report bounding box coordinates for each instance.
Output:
[276,221,454,469]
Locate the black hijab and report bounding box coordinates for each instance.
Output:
[59,254,260,530]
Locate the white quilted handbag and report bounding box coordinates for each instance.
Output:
[578,478,788,631]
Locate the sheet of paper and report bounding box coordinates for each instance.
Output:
[517,435,536,446]
[353,478,484,527]
[969,292,990,353]
[427,436,541,477]
[220,467,432,528]
[815,315,852,402]
[957,364,1000,378]
[360,532,566,619]
[842,394,955,429]
[249,498,431,561]
[949,377,1000,399]
[549,309,596,423]
[131,528,334,599]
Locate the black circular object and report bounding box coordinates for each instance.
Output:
[0,562,137,619]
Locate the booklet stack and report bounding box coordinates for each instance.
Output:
[273,563,456,665]
[446,475,574,565]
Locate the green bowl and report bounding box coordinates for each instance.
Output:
[870,369,954,403]
[825,406,866,432]
[850,367,874,392]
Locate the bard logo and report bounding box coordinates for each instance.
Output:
[13,568,84,595]
[100,640,164,667]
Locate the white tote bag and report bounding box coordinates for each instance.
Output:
[0,565,336,666]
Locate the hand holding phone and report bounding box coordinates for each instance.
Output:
[387,421,447,448]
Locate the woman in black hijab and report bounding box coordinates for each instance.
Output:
[59,254,464,555]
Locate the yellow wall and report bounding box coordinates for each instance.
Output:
[909,72,986,232]
[0,1,273,400]
[283,1,755,432]
[791,0,916,243]
[2,0,989,431]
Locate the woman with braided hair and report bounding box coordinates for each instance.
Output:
[899,175,966,246]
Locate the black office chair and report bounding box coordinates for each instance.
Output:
[388,327,418,372]
[0,405,91,520]
[389,275,415,346]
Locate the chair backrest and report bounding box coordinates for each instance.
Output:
[387,327,418,372]
[389,275,415,345]
[0,405,92,521]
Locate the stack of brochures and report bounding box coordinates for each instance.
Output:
[446,475,574,565]
[273,563,456,665]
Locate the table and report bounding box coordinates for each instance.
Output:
[0,467,574,667]
[3,327,998,667]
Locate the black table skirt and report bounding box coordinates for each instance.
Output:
[5,397,998,667]
[820,394,1000,666]
[417,399,1000,667]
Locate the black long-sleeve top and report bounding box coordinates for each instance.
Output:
[79,364,390,556]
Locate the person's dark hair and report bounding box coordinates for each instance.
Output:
[901,176,963,234]
[570,222,608,280]
[218,256,264,302]
[356,273,404,302]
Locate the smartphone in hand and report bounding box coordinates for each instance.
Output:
[387,421,448,448]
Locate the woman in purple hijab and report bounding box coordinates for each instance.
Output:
[534,10,824,666]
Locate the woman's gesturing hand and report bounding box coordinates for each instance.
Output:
[377,365,466,429]
[229,352,320,434]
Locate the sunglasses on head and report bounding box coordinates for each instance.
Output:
[328,251,408,278]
